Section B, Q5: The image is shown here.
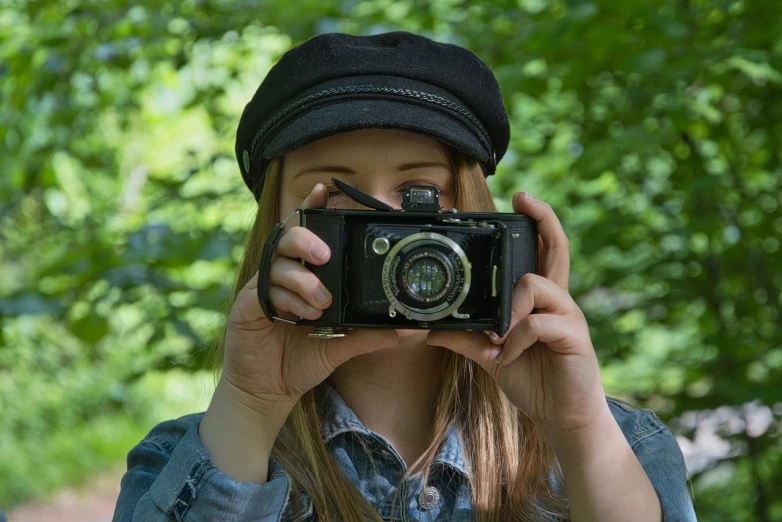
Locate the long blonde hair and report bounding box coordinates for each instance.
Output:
[209,145,571,521]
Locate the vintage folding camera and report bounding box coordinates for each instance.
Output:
[262,177,537,339]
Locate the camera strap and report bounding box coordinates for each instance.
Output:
[257,209,302,325]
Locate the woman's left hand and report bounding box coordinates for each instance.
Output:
[427,191,609,438]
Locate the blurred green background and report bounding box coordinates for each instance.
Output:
[1,0,780,520]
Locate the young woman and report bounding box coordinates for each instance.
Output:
[113,32,697,522]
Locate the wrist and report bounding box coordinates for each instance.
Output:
[540,401,618,462]
[198,378,295,485]
[213,377,296,436]
[218,376,298,421]
[200,377,296,452]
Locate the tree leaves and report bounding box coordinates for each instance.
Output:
[1,0,781,517]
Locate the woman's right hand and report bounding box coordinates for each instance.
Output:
[220,183,399,412]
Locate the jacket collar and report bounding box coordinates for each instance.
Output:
[314,380,472,480]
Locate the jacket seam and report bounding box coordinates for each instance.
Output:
[164,443,214,521]
[628,420,667,450]
[141,435,176,456]
[322,420,373,442]
[606,399,670,449]
[275,468,293,522]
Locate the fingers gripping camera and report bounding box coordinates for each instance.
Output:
[257,179,538,337]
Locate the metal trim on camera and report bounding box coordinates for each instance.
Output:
[381,232,471,322]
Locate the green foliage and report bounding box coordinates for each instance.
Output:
[1,0,780,519]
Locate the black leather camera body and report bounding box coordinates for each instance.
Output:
[293,179,538,337]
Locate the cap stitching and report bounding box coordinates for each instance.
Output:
[248,85,492,167]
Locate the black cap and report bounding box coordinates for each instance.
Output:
[235,31,510,199]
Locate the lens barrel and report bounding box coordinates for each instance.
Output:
[381,232,471,322]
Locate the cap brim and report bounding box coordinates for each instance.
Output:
[262,98,491,169]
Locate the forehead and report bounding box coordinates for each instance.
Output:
[282,129,449,168]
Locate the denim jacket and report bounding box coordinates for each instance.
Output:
[113,380,697,522]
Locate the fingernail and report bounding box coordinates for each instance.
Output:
[305,304,318,316]
[525,192,538,202]
[493,352,504,364]
[489,332,500,342]
[310,242,330,262]
[314,288,331,305]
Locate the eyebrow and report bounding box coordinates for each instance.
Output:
[293,160,451,178]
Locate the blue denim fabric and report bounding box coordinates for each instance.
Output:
[113,381,697,521]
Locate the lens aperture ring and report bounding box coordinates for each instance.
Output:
[381,232,471,322]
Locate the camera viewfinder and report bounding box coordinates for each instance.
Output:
[402,185,440,212]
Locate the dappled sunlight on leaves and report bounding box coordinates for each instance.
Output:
[1,0,780,518]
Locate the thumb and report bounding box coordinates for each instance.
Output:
[426,330,502,372]
[322,328,399,368]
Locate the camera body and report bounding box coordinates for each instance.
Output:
[298,185,538,336]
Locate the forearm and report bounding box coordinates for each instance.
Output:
[543,405,663,522]
[199,377,294,485]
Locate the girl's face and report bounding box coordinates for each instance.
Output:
[279,129,455,219]
[278,129,457,347]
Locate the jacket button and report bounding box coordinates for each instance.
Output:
[418,485,440,510]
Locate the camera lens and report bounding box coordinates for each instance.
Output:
[400,250,453,304]
[407,258,446,298]
[381,232,471,322]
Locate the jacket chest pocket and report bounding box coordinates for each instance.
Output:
[376,503,404,522]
